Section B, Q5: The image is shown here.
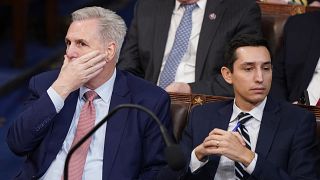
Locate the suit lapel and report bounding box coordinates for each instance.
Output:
[103,70,130,179]
[45,90,79,170]
[57,91,79,136]
[195,0,226,80]
[153,0,175,80]
[255,98,281,157]
[206,101,233,176]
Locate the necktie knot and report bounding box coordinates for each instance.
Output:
[182,3,198,12]
[85,91,97,102]
[237,112,252,125]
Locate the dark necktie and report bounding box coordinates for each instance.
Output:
[235,112,252,180]
[316,99,320,107]
[158,3,198,89]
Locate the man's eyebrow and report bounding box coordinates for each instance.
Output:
[64,38,88,43]
[76,39,87,42]
[241,62,255,66]
[240,61,271,66]
[263,61,272,65]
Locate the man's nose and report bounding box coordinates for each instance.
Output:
[255,69,263,83]
[66,44,79,59]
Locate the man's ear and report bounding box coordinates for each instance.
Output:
[105,42,116,62]
[221,66,233,85]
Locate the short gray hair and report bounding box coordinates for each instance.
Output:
[71,6,127,61]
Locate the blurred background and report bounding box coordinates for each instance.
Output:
[0,0,136,178]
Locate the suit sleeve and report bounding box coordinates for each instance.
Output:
[189,1,262,96]
[269,18,291,102]
[252,112,320,179]
[139,91,173,179]
[6,75,57,156]
[157,106,219,180]
[156,104,198,180]
[117,0,145,78]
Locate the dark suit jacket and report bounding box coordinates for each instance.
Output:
[117,0,262,96]
[177,98,319,179]
[6,69,172,180]
[270,11,320,103]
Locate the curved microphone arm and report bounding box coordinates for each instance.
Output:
[63,104,185,180]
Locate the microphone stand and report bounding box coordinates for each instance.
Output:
[63,104,185,180]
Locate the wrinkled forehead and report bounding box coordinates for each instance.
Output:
[66,19,105,43]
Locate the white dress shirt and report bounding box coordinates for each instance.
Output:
[190,98,267,179]
[40,70,116,180]
[157,0,206,84]
[307,57,320,106]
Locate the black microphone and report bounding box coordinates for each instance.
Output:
[63,104,186,180]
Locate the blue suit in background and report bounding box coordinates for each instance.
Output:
[7,69,171,180]
[178,98,319,179]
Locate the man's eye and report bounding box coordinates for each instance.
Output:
[244,67,253,71]
[262,66,271,71]
[76,41,87,47]
[79,42,86,46]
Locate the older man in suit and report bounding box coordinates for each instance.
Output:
[6,6,171,180]
[171,34,319,179]
[271,11,320,106]
[117,0,261,96]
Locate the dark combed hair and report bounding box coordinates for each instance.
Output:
[224,34,270,72]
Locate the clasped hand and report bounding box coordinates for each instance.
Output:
[52,50,107,99]
[194,128,255,167]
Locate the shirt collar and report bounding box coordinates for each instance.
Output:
[174,0,206,11]
[230,97,267,123]
[79,68,117,103]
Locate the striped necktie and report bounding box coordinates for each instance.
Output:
[158,3,198,89]
[66,91,97,180]
[235,112,252,180]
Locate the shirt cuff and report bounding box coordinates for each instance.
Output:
[189,149,209,173]
[47,87,64,113]
[244,153,258,174]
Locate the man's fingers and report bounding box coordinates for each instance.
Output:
[164,83,174,92]
[86,60,106,74]
[203,139,221,149]
[77,50,100,64]
[232,132,246,146]
[62,55,70,65]
[85,67,104,82]
[84,54,107,69]
[79,60,106,84]
[209,128,226,136]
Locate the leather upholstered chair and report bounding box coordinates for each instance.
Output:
[168,93,320,149]
[169,93,230,141]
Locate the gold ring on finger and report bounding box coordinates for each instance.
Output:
[216,140,220,147]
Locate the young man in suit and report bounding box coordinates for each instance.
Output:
[6,7,172,180]
[117,0,261,96]
[271,11,320,106]
[177,34,319,179]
